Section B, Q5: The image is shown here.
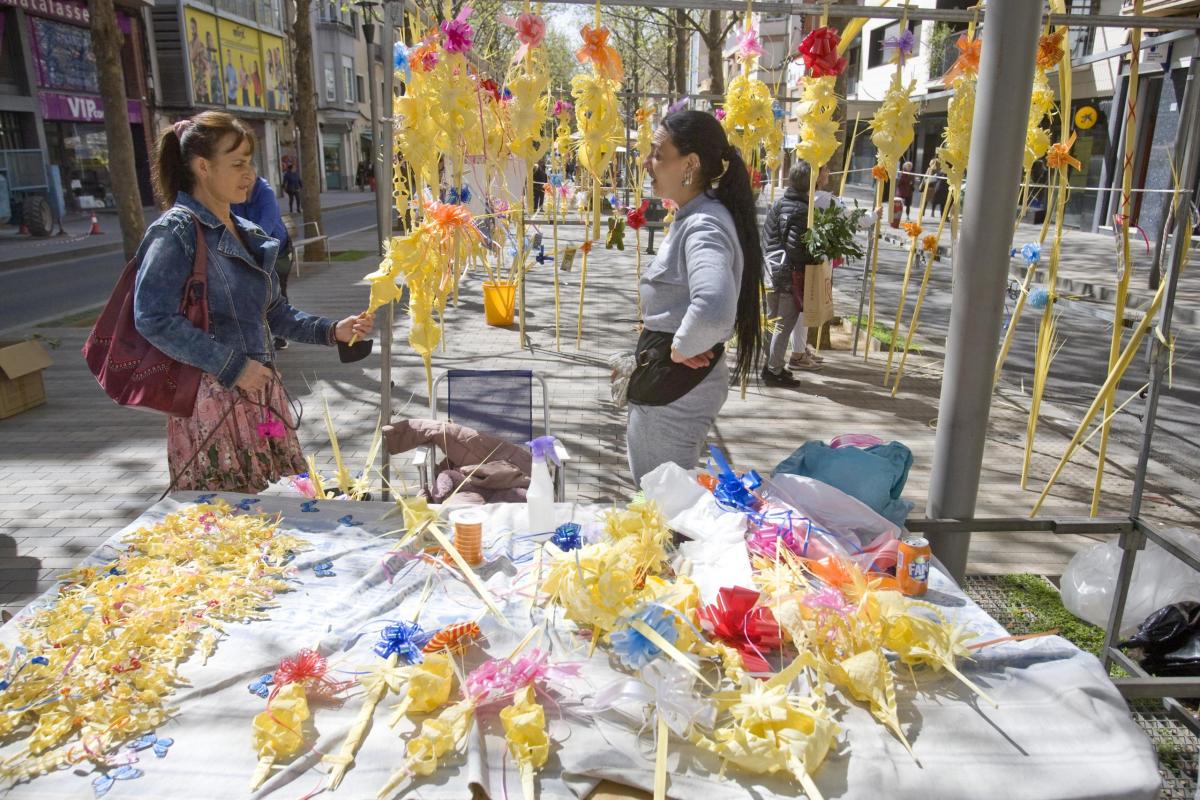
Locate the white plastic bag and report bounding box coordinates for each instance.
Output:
[1061,528,1200,636]
[762,473,902,545]
[640,461,706,520]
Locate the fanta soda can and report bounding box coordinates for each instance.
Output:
[897,535,932,595]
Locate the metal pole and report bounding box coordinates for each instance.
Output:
[1102,53,1199,668]
[1093,74,1128,234]
[925,0,1043,581]
[372,2,397,499]
[1149,54,1198,291]
[852,233,873,356]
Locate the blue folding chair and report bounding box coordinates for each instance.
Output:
[420,369,566,501]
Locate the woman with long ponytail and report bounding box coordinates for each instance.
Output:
[625,109,763,484]
[130,111,374,492]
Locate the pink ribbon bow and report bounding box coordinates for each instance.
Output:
[501,12,546,63]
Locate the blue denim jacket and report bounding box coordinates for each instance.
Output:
[132,191,335,388]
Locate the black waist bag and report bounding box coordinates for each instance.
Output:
[627,329,724,407]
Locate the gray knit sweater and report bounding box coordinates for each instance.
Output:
[640,193,743,358]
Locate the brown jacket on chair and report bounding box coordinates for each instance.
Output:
[383,419,531,505]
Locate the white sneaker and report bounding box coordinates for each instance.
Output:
[788,352,823,370]
[805,346,825,363]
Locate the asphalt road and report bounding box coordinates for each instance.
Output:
[841,241,1200,491]
[0,203,377,333]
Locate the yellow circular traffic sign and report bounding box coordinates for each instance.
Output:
[1074,105,1098,131]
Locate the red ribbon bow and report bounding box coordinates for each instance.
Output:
[798,27,847,78]
[479,77,502,103]
[625,199,650,231]
[272,648,350,701]
[697,586,783,675]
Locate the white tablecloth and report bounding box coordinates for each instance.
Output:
[0,493,1161,799]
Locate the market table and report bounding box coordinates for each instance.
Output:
[0,492,1161,799]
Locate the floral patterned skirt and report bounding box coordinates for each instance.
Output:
[167,373,306,493]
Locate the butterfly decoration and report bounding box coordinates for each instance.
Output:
[337,514,360,527]
[248,673,275,698]
[127,732,174,759]
[236,498,260,511]
[194,493,217,504]
[301,500,320,513]
[92,765,144,797]
[314,559,336,578]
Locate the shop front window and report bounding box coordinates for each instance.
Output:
[46,122,112,211]
[1063,99,1109,230]
[322,134,343,189]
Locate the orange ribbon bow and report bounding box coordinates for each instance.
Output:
[1036,29,1066,71]
[576,25,623,82]
[943,36,981,83]
[1047,132,1081,172]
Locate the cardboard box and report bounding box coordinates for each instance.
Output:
[0,340,53,419]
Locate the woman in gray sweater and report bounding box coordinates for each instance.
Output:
[626,110,764,484]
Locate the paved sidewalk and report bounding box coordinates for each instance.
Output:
[838,181,1200,329]
[0,190,376,270]
[2,215,1199,618]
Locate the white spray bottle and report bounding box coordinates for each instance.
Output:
[526,435,559,534]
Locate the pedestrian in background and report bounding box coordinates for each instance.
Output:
[233,170,293,351]
[924,158,949,218]
[282,163,302,213]
[760,163,819,388]
[897,160,915,220]
[532,159,547,215]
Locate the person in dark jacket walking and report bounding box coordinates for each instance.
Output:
[760,163,823,387]
[532,159,547,215]
[897,161,916,220]
[233,172,293,351]
[924,158,949,218]
[281,163,302,212]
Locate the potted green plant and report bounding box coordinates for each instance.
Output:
[798,198,868,329]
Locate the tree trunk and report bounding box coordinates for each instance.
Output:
[292,0,326,260]
[705,10,725,97]
[89,0,144,259]
[672,9,688,99]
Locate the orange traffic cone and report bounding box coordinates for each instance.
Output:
[88,212,102,235]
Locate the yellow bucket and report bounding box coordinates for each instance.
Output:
[482,282,516,326]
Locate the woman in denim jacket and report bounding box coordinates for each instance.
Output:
[134,111,374,492]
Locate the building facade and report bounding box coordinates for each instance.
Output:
[0,0,155,214]
[831,0,1198,235]
[308,0,384,192]
[151,0,292,190]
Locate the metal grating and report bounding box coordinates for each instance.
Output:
[963,575,1199,799]
[961,574,1046,632]
[1128,701,1199,800]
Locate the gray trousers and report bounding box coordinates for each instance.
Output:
[766,289,803,371]
[626,360,729,486]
